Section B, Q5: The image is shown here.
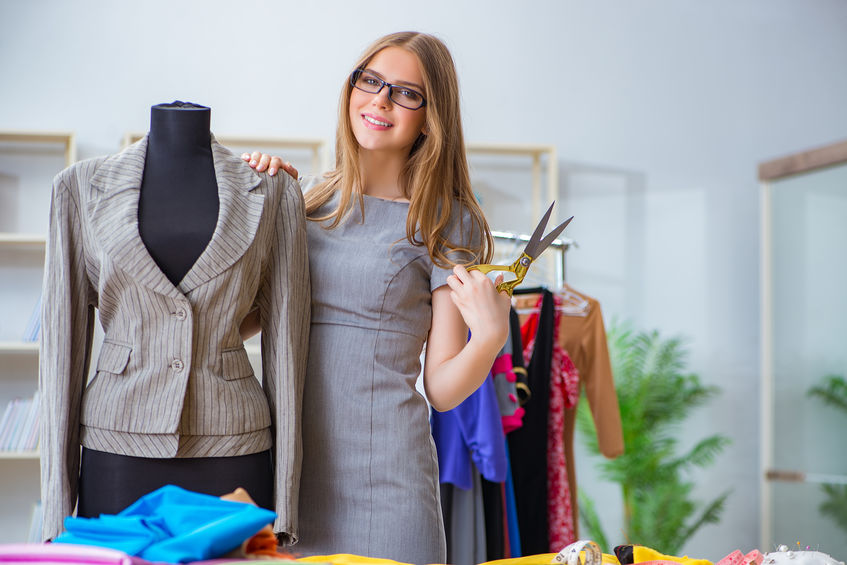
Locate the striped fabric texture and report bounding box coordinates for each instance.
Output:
[39,135,310,543]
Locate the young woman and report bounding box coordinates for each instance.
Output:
[242,31,511,563]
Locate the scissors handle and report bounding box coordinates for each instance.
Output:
[466,252,533,296]
[466,263,511,276]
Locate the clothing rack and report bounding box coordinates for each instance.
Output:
[491,230,574,288]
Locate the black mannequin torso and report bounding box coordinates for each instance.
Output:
[138,101,219,287]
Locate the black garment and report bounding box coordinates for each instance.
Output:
[615,545,635,565]
[481,477,505,561]
[507,289,555,555]
[77,447,274,516]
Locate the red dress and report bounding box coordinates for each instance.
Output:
[521,294,581,551]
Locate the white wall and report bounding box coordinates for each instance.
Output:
[2,0,846,558]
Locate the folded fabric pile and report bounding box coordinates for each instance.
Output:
[53,484,277,563]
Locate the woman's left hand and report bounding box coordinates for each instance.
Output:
[240,151,298,179]
[445,265,512,348]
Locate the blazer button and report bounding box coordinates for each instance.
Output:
[171,359,185,371]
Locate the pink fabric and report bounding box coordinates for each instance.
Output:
[492,349,524,432]
[521,294,581,551]
[501,407,526,434]
[0,543,136,564]
[491,354,513,375]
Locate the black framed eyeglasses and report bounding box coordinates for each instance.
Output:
[350,69,427,110]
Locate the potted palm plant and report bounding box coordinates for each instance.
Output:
[576,323,731,554]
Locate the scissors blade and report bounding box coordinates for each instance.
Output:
[534,215,573,256]
[523,202,556,258]
[524,203,573,259]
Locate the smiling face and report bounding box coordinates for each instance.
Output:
[348,46,428,157]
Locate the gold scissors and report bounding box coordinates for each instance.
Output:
[468,202,573,296]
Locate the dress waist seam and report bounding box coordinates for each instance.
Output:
[312,320,422,339]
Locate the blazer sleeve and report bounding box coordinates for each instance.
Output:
[39,172,97,540]
[257,174,310,544]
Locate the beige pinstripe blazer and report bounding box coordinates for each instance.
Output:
[39,135,310,542]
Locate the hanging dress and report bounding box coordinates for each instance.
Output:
[520,293,580,551]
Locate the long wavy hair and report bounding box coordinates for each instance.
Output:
[304,31,493,267]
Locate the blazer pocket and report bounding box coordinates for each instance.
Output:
[221,346,255,381]
[96,341,132,375]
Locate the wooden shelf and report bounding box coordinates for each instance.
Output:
[466,142,558,232]
[0,233,46,243]
[466,142,556,156]
[0,450,39,460]
[0,234,46,251]
[0,131,76,165]
[0,342,39,354]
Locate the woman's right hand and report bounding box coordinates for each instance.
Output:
[241,151,298,179]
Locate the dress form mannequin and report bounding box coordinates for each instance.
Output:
[75,102,273,517]
[139,101,218,286]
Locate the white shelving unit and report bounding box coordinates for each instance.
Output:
[0,131,75,543]
[466,143,563,287]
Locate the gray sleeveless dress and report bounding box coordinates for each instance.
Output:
[295,182,472,564]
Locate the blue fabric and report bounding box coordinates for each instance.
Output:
[54,485,276,563]
[431,373,508,489]
[504,441,522,557]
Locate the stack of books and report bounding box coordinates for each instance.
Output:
[0,391,40,451]
[22,294,41,342]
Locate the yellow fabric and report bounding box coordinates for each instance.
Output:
[478,554,559,565]
[632,546,713,565]
[295,550,621,565]
[478,551,620,565]
[297,555,413,565]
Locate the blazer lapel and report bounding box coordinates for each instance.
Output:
[177,136,265,294]
[87,136,183,300]
[87,135,265,300]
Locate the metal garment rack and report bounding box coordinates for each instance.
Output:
[491,230,573,288]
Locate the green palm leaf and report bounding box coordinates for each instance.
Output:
[806,375,847,534]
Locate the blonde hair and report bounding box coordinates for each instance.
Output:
[304,31,493,267]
